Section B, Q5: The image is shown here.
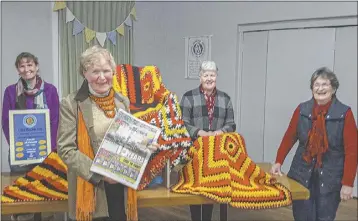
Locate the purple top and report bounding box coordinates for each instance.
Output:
[2,82,60,151]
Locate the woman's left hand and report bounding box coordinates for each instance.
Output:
[141,139,160,152]
[340,185,353,201]
[145,142,160,152]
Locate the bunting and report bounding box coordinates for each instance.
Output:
[96,32,107,47]
[85,28,96,43]
[53,1,66,11]
[107,31,117,45]
[53,1,137,47]
[65,7,75,23]
[116,25,125,37]
[130,7,137,20]
[124,16,133,27]
[72,19,85,36]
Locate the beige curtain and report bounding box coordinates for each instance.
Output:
[59,1,135,97]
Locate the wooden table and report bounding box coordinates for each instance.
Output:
[1,163,309,220]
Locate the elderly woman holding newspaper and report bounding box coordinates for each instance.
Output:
[57,45,158,221]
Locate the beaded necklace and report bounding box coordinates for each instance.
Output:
[89,89,116,118]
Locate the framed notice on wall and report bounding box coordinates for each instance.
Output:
[185,35,212,79]
[9,109,52,166]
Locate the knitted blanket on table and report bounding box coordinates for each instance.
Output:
[171,133,292,209]
[113,64,192,190]
[1,152,68,203]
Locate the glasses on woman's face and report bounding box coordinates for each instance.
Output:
[201,72,217,79]
[313,83,331,89]
[88,69,113,78]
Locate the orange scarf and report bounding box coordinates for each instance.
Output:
[77,107,138,221]
[127,188,138,220]
[76,110,96,221]
[303,102,330,167]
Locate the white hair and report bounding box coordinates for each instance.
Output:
[199,61,218,75]
[79,45,116,77]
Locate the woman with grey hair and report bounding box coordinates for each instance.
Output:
[180,60,236,221]
[270,67,357,221]
[57,45,158,221]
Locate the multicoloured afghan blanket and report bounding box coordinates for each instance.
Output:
[171,133,292,209]
[1,152,68,203]
[113,64,192,190]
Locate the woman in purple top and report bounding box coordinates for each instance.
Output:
[2,52,60,174]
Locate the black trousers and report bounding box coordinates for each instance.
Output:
[190,204,213,221]
[190,203,228,221]
[103,182,127,221]
[70,182,126,221]
[292,170,341,221]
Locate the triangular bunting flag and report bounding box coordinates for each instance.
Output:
[96,32,107,47]
[66,8,75,23]
[53,1,66,11]
[107,31,117,45]
[130,7,137,20]
[73,19,85,36]
[85,28,96,43]
[124,17,132,27]
[116,24,125,36]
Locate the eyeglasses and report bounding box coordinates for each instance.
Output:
[88,69,113,77]
[201,73,217,78]
[313,83,331,89]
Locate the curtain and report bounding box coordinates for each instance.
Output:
[59,1,135,97]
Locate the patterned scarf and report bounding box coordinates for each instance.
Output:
[200,85,217,129]
[303,101,331,167]
[16,75,47,109]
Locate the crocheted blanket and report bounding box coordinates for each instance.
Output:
[113,64,192,190]
[2,152,68,203]
[171,133,292,209]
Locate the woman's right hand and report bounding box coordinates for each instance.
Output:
[197,130,214,137]
[270,163,283,176]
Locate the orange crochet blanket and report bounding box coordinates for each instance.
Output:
[2,152,68,203]
[172,133,292,209]
[113,64,192,190]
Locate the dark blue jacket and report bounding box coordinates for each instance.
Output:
[287,98,350,194]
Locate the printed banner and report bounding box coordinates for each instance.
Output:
[184,35,212,79]
[9,109,52,166]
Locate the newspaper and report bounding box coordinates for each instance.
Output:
[90,109,161,190]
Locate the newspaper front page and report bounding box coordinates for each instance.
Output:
[90,109,161,189]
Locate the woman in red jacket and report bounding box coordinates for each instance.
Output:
[271,67,357,221]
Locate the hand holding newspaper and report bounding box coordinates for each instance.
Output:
[90,109,161,190]
[140,139,160,152]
